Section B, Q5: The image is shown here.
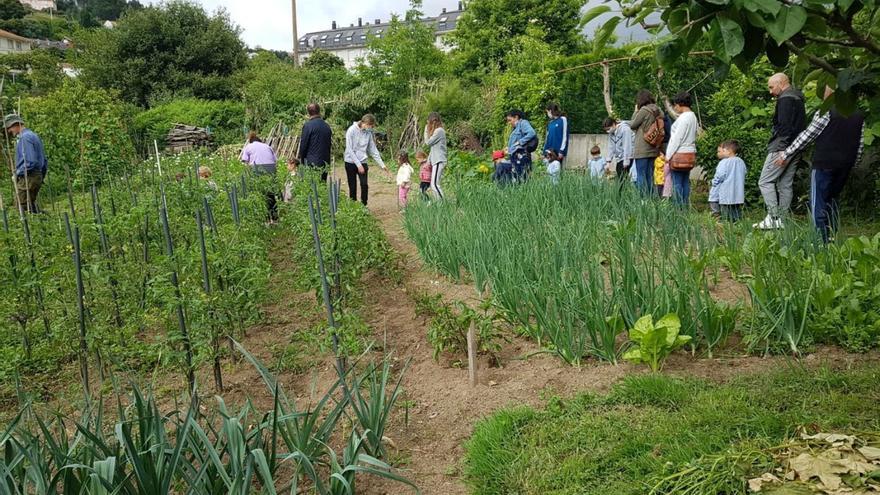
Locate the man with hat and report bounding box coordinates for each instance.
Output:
[5,114,48,214]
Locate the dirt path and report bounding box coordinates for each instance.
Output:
[347,173,879,495]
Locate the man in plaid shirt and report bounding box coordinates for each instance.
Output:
[775,86,865,243]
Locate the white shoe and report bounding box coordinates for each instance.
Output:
[753,215,774,230]
[754,215,784,230]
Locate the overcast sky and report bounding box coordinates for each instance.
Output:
[177,0,457,51]
[155,0,648,51]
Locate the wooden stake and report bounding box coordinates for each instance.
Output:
[467,320,478,387]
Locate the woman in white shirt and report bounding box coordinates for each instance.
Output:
[664,92,699,207]
[344,114,388,206]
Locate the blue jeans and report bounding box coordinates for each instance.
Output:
[634,158,654,196]
[494,161,513,186]
[671,169,691,207]
[811,167,852,243]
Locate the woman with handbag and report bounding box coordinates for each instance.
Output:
[664,92,698,207]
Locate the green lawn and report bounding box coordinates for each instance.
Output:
[464,364,880,495]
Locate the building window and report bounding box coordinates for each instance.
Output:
[360,35,366,40]
[439,17,448,23]
[346,36,352,41]
[15,41,21,50]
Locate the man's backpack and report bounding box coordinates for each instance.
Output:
[525,134,539,153]
[642,109,665,149]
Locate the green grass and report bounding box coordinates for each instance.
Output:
[463,364,880,495]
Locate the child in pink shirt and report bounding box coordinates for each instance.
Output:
[396,150,415,209]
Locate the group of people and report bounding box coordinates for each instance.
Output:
[237,102,450,213]
[510,73,865,243]
[8,72,863,245]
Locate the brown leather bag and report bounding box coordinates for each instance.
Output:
[668,152,696,171]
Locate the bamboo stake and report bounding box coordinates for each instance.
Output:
[196,209,223,392]
[159,188,196,395]
[69,218,90,403]
[308,193,344,373]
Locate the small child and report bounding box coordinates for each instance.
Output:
[396,150,414,209]
[653,154,665,197]
[416,150,432,200]
[197,166,218,191]
[544,149,561,185]
[492,150,513,185]
[588,145,604,179]
[283,158,299,203]
[710,140,747,222]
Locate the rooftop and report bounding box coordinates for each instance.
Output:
[298,7,463,52]
[0,29,32,43]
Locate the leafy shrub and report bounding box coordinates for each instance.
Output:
[22,80,137,188]
[240,52,359,132]
[133,98,245,148]
[0,50,64,97]
[75,1,246,105]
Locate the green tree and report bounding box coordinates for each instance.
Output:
[0,50,65,97]
[493,28,562,138]
[448,0,586,77]
[598,0,880,121]
[75,0,246,106]
[240,52,356,130]
[302,48,345,71]
[0,0,28,20]
[357,0,448,114]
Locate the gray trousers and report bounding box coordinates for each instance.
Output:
[758,151,798,218]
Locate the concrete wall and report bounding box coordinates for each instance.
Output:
[566,134,608,169]
[566,133,706,181]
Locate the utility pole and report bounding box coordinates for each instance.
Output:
[291,0,299,66]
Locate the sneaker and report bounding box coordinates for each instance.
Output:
[753,215,773,229]
[753,215,782,230]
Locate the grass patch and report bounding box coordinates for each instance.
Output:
[463,364,880,495]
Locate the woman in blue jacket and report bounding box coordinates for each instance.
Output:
[506,109,537,182]
[543,103,569,169]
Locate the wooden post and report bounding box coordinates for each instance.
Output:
[291,0,300,66]
[467,321,477,387]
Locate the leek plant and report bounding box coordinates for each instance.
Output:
[0,344,418,494]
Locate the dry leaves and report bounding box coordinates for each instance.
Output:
[748,432,880,494]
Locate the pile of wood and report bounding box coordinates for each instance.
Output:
[263,121,300,162]
[166,124,213,152]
